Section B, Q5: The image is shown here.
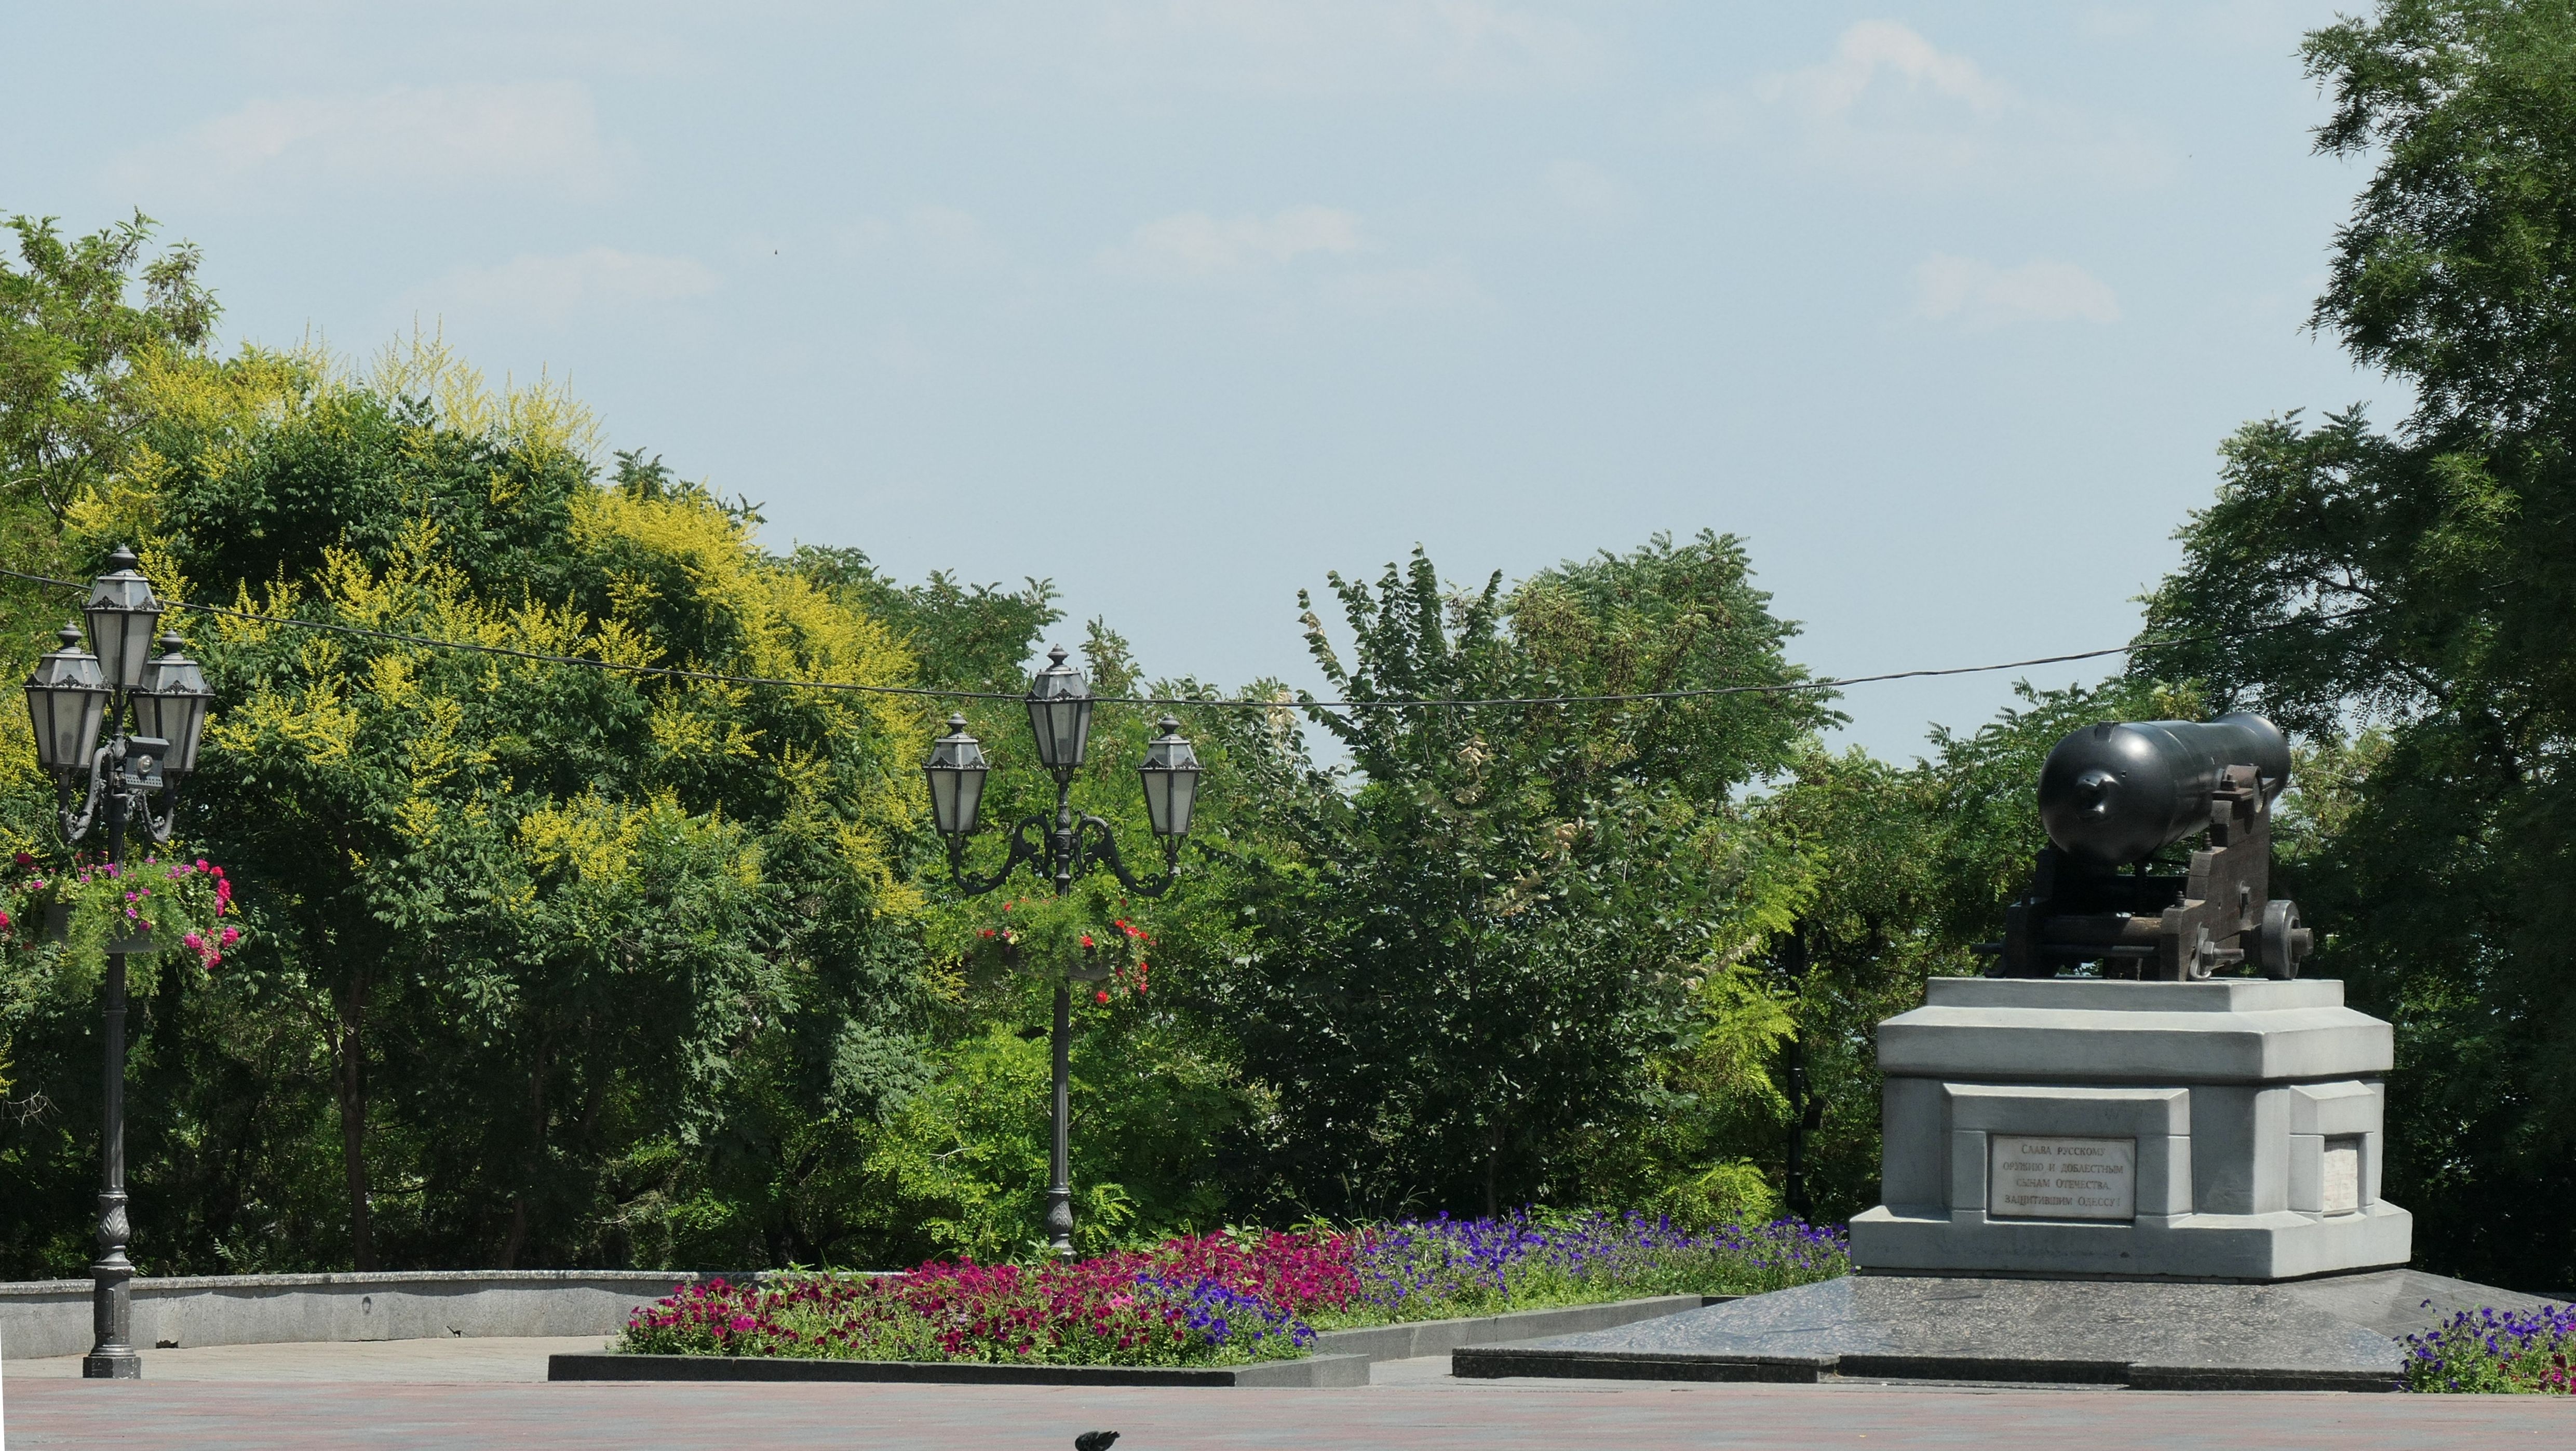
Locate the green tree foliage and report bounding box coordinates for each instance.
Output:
[789,543,1060,696]
[2134,0,2576,1291]
[1213,536,1836,1219]
[0,212,216,674]
[0,212,215,521]
[1,340,941,1273]
[837,621,1279,1265]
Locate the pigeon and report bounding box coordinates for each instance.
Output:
[1075,1434,1121,1451]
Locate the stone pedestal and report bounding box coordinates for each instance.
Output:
[1848,978,2411,1281]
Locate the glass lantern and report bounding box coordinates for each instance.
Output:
[23,624,110,775]
[923,714,990,838]
[133,632,215,775]
[1024,646,1094,780]
[1138,716,1201,839]
[83,545,164,692]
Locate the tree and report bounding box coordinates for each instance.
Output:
[0,212,216,520]
[1,339,938,1273]
[0,212,217,685]
[2133,0,2576,1291]
[1215,535,1833,1219]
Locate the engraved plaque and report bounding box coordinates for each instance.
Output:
[2321,1136,2361,1215]
[1988,1135,2135,1221]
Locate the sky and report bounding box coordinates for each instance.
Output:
[1,1,2404,762]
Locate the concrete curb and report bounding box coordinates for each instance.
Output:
[1450,1344,2402,1391]
[548,1352,1374,1387]
[1454,1347,1827,1383]
[548,1293,1731,1387]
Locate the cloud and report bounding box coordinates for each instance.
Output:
[113,82,616,201]
[1678,21,2172,191]
[970,0,1603,96]
[414,248,721,325]
[1765,19,2009,120]
[1317,257,1490,315]
[1912,255,2121,328]
[1103,206,1366,279]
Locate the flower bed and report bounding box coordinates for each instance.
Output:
[617,1212,1849,1368]
[2402,1301,2576,1393]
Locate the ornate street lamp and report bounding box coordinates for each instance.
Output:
[922,647,1199,1258]
[20,546,212,1380]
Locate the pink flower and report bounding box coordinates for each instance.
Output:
[220,926,240,946]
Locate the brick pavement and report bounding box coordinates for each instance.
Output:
[9,1375,2575,1450]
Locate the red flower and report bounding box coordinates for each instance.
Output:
[1095,989,1110,1004]
[1080,934,1094,949]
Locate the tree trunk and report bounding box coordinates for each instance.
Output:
[333,975,375,1271]
[500,1197,529,1271]
[500,1037,549,1270]
[1784,1029,1810,1221]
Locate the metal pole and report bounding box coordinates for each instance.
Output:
[1041,775,1077,1259]
[84,782,139,1379]
[1045,981,1073,1259]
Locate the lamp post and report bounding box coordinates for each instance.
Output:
[20,546,214,1380]
[922,646,1202,1259]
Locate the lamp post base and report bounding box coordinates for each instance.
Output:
[81,1351,140,1379]
[1044,1185,1075,1260]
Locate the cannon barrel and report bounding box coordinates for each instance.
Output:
[2037,713,2290,866]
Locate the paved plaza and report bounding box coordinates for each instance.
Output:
[5,1339,2574,1449]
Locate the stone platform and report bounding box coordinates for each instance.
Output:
[1451,1269,2561,1390]
[1852,977,2410,1280]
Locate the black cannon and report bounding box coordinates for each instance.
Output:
[1979,713,2316,981]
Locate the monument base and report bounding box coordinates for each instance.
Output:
[1451,1269,2552,1390]
[1850,976,2409,1281]
[1848,1202,2412,1281]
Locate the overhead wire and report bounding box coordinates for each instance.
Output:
[0,562,2364,713]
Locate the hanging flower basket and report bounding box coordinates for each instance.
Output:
[6,853,238,982]
[39,901,162,956]
[957,893,1157,1002]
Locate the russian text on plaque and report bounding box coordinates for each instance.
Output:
[1987,1135,2136,1222]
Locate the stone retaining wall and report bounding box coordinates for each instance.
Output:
[0,1270,734,1360]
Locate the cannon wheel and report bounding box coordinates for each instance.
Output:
[2258,899,2309,980]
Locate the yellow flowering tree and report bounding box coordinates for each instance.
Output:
[0,338,935,1271]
